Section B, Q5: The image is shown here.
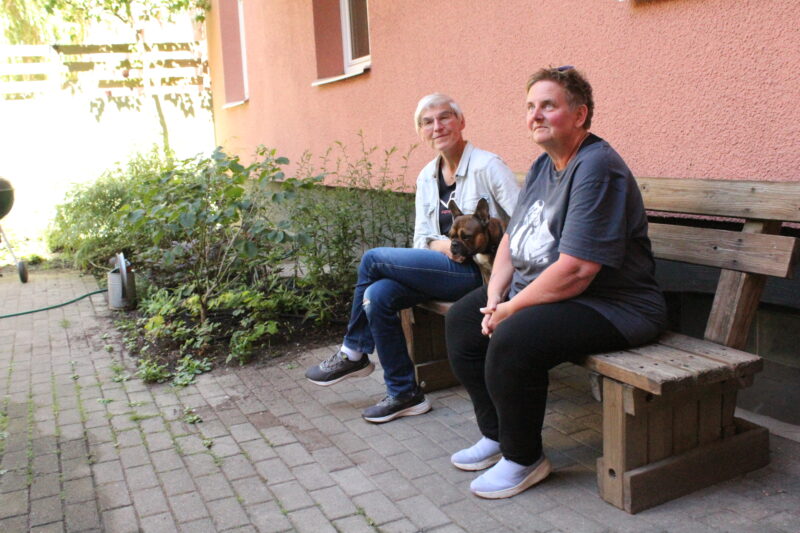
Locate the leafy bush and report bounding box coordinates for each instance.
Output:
[50,137,416,376]
[47,147,170,271]
[119,146,304,323]
[285,134,416,321]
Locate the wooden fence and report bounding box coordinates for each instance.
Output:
[0,42,208,100]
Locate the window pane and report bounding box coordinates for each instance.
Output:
[348,0,370,59]
[219,0,247,104]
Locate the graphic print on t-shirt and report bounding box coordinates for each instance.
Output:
[509,199,557,267]
[438,180,457,235]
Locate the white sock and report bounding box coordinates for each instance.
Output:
[482,457,533,485]
[467,437,501,459]
[340,345,364,361]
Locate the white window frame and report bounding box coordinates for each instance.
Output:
[340,0,370,75]
[236,0,249,103]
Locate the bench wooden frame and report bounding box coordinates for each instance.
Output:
[400,177,800,513]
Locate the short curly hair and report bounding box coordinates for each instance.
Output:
[526,66,594,130]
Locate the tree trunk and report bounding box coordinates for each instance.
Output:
[151,94,171,154]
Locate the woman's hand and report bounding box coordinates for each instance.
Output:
[480,235,514,336]
[480,294,505,336]
[428,239,464,262]
[481,300,515,336]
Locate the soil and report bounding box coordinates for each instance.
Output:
[251,319,342,366]
[121,310,345,373]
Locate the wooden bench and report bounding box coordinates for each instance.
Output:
[400,177,800,513]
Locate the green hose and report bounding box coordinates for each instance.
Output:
[0,289,108,319]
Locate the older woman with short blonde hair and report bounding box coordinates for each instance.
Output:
[305,93,520,424]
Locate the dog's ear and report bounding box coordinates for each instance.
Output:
[487,218,506,246]
[474,198,491,227]
[448,199,463,218]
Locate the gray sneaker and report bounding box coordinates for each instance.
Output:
[305,350,374,386]
[362,387,431,423]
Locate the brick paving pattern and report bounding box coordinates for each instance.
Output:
[1,269,799,532]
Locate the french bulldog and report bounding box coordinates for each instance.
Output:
[447,197,506,283]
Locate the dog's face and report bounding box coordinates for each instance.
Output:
[448,198,505,262]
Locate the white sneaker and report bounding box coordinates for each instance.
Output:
[450,437,502,471]
[470,456,551,499]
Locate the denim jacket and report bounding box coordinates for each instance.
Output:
[413,142,520,249]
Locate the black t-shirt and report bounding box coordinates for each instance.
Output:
[437,167,457,235]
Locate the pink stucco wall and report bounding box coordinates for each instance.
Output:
[207,0,800,186]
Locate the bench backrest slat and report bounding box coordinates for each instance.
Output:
[639,177,800,222]
[649,223,799,278]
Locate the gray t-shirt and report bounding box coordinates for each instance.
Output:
[506,134,667,346]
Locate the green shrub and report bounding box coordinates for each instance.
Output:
[285,134,416,321]
[120,146,307,323]
[47,146,170,271]
[51,137,417,377]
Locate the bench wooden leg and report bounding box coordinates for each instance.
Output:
[596,377,770,513]
[623,417,768,513]
[597,378,648,509]
[400,307,458,392]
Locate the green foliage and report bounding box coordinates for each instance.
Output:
[182,407,201,424]
[0,411,8,453]
[129,412,157,422]
[228,320,278,365]
[136,358,170,383]
[1,0,209,45]
[119,146,306,324]
[52,137,416,384]
[284,134,416,322]
[47,147,170,271]
[172,355,211,387]
[0,0,83,44]
[43,0,210,26]
[109,359,131,382]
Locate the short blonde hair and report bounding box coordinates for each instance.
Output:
[414,93,464,135]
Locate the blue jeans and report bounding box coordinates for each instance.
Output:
[343,247,482,397]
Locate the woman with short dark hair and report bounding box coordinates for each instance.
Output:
[446,67,667,499]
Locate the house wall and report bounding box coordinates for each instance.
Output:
[206,0,800,185]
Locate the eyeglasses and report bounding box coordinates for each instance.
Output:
[556,65,574,72]
[419,111,457,130]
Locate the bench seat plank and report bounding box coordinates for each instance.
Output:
[419,300,453,315]
[582,350,696,395]
[586,338,752,396]
[628,344,733,383]
[656,332,762,376]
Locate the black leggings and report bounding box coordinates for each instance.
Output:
[445,285,630,465]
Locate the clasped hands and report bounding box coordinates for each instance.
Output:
[480,298,514,336]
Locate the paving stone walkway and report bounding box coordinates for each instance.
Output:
[1,268,800,533]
